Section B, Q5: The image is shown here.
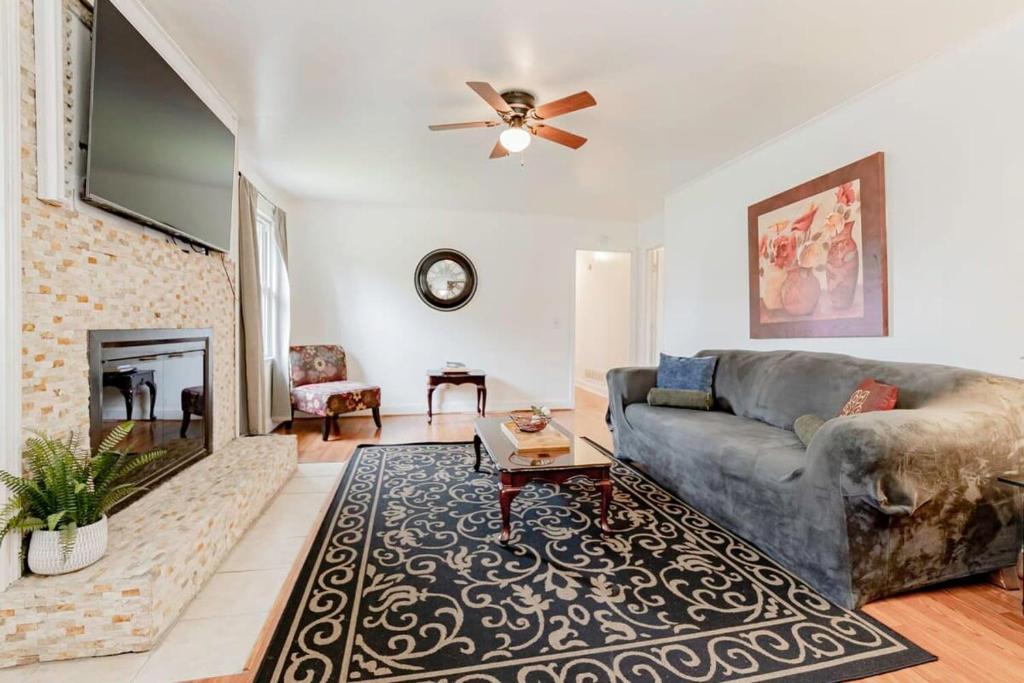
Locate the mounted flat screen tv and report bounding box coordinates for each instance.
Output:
[85,0,235,252]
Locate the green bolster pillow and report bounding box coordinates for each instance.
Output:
[647,387,713,411]
[794,414,826,448]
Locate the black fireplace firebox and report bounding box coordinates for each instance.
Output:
[87,328,213,511]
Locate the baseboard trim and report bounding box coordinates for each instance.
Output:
[575,378,608,398]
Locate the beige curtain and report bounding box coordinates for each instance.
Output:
[268,207,292,425]
[237,175,265,435]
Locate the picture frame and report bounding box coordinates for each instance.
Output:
[747,152,888,338]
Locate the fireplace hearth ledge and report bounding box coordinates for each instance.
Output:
[0,434,297,668]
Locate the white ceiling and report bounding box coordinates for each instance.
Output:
[141,0,1024,221]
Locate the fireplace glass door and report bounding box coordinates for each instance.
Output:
[88,329,212,510]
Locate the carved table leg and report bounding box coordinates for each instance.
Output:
[143,380,157,421]
[473,433,482,472]
[480,386,487,417]
[498,478,522,545]
[121,388,133,421]
[427,386,435,424]
[597,472,614,534]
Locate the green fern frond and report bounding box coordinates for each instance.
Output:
[113,449,166,482]
[0,423,164,566]
[58,522,77,562]
[97,484,140,514]
[46,510,66,531]
[96,421,134,454]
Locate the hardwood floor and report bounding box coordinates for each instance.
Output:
[194,390,1024,683]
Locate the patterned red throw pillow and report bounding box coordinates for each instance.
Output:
[838,379,899,416]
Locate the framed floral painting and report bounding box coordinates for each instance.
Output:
[748,152,888,338]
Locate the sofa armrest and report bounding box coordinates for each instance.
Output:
[606,367,657,431]
[807,406,1021,516]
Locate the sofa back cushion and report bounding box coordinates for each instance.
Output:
[697,349,989,430]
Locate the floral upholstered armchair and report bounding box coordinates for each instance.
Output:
[288,345,382,440]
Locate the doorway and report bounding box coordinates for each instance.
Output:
[643,246,664,365]
[573,250,632,398]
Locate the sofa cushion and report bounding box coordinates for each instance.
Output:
[291,381,381,416]
[647,387,713,411]
[623,403,805,484]
[839,378,899,415]
[794,414,826,447]
[697,349,984,430]
[656,353,716,393]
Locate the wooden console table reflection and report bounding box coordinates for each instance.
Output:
[102,369,157,421]
[426,370,486,424]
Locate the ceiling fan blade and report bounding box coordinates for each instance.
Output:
[428,121,500,131]
[489,140,509,159]
[533,91,596,120]
[466,81,513,114]
[532,124,587,149]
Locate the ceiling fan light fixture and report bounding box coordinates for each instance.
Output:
[499,126,531,153]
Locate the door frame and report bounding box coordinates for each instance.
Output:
[0,0,22,591]
[568,248,635,407]
[641,245,665,365]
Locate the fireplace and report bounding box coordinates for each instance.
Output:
[87,328,213,510]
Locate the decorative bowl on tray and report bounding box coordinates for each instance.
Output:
[508,411,551,433]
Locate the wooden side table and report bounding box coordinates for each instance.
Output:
[102,369,157,421]
[426,370,486,424]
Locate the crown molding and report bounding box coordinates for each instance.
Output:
[109,0,238,133]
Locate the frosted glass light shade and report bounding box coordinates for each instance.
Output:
[499,127,531,153]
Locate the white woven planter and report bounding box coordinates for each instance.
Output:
[27,515,108,575]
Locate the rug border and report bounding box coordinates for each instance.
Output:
[256,440,936,683]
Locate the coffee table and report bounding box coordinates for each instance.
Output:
[472,416,614,544]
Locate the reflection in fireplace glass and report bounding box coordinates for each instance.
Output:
[100,350,204,479]
[89,329,212,511]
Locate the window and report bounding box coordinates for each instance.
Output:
[255,196,279,359]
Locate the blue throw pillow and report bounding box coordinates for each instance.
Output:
[656,354,716,394]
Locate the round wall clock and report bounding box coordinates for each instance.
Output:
[414,249,478,311]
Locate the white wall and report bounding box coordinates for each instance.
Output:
[288,203,635,415]
[574,251,632,396]
[661,18,1024,378]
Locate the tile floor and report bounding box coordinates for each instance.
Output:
[0,462,345,683]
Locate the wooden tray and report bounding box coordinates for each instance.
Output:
[500,421,571,454]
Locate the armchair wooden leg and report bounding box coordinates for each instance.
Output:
[371,407,382,429]
[321,416,332,441]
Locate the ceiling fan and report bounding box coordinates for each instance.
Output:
[428,81,596,159]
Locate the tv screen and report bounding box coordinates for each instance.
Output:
[85,0,235,252]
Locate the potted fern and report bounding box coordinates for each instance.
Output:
[0,421,164,575]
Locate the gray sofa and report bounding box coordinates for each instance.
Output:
[607,349,1024,608]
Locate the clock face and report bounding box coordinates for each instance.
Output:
[425,259,467,300]
[415,249,477,311]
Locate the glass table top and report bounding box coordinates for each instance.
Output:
[474,417,612,472]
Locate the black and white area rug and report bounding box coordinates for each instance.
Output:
[257,443,934,682]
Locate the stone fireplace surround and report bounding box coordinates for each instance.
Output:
[1,0,300,668]
[0,435,297,668]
